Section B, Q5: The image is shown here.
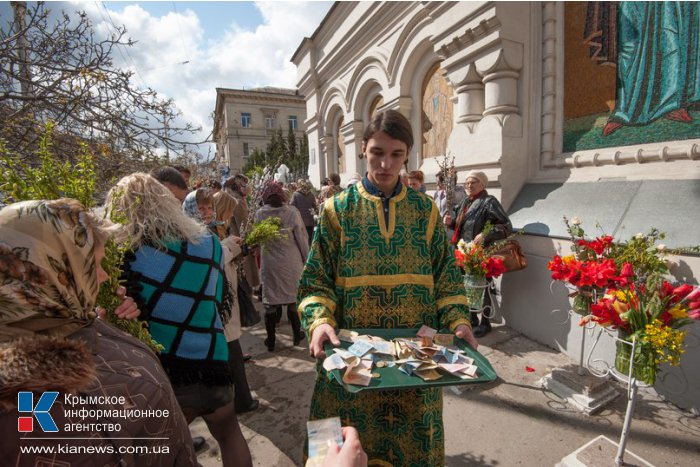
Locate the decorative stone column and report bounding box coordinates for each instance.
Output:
[320,135,335,178]
[341,120,365,177]
[453,64,484,124]
[478,42,522,116]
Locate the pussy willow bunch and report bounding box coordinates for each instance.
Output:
[436,152,456,211]
[245,217,288,250]
[239,160,281,242]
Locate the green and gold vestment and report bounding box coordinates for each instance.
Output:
[298,182,471,467]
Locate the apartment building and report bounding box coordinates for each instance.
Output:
[213,86,307,173]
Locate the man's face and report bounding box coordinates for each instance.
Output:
[408,178,421,191]
[362,131,408,195]
[179,171,190,185]
[162,182,188,203]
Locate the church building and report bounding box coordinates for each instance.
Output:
[292,1,700,410]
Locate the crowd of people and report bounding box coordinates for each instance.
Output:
[1,109,512,466]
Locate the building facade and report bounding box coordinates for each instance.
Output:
[213,87,307,173]
[293,2,700,410]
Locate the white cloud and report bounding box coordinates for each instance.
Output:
[74,1,330,154]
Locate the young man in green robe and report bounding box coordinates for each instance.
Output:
[298,109,478,466]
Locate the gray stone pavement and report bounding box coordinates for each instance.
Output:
[193,309,700,466]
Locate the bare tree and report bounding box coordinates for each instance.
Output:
[0,2,205,171]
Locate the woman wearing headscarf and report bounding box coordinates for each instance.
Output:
[223,174,261,293]
[212,190,259,414]
[0,199,195,465]
[255,181,309,351]
[290,179,318,246]
[106,173,252,467]
[443,170,513,337]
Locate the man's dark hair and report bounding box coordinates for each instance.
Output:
[150,166,188,190]
[172,164,191,176]
[208,180,222,190]
[362,109,413,150]
[329,173,341,186]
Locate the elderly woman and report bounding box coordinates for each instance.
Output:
[255,181,309,351]
[106,173,252,467]
[290,179,318,246]
[443,170,513,337]
[0,199,195,465]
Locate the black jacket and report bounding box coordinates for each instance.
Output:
[451,191,512,246]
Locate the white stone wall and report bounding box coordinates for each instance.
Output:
[293,1,700,411]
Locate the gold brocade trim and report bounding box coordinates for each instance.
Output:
[323,198,344,247]
[298,296,337,315]
[450,318,473,332]
[335,274,434,289]
[308,317,337,339]
[368,460,395,467]
[427,202,438,245]
[356,182,407,242]
[436,295,469,309]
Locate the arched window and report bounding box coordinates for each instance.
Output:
[368,95,384,120]
[421,63,453,159]
[336,116,346,174]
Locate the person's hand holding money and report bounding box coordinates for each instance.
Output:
[310,323,340,359]
[455,324,478,350]
[322,427,367,467]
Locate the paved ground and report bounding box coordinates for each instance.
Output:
[192,309,700,466]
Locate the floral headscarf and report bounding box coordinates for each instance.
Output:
[0,200,112,340]
[183,190,222,229]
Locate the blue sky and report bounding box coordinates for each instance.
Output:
[2,1,332,155]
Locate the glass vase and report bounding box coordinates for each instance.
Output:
[571,293,592,316]
[614,330,656,385]
[463,274,487,309]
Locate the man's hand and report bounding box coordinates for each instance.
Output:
[442,213,452,227]
[310,323,340,359]
[473,233,485,245]
[455,324,478,350]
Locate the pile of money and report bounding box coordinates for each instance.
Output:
[323,325,479,387]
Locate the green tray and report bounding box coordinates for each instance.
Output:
[323,328,497,393]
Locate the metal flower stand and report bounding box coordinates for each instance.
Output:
[585,326,652,467]
[556,327,654,467]
[541,294,619,415]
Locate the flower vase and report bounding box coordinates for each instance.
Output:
[571,293,592,316]
[463,274,487,309]
[614,330,656,385]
